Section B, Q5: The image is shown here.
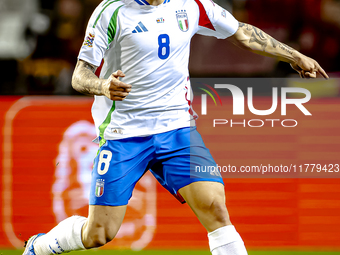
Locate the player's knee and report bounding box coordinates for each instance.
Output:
[209,200,230,224]
[197,197,230,225]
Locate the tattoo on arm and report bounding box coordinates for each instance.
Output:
[72,60,103,96]
[238,22,294,55]
[269,37,294,54]
[83,62,96,73]
[249,26,268,50]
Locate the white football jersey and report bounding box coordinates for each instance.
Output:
[78,0,238,143]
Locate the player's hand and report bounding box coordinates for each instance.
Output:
[101,70,132,101]
[290,52,329,79]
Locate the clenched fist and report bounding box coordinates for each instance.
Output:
[101,70,132,101]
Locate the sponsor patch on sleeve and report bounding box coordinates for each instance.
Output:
[83,33,95,48]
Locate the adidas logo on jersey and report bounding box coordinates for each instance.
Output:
[132,22,148,33]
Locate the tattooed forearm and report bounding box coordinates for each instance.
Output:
[238,22,294,55]
[72,60,103,96]
[269,38,294,54]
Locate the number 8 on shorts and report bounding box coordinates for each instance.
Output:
[97,150,112,175]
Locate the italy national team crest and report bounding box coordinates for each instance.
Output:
[95,179,104,197]
[176,10,189,32]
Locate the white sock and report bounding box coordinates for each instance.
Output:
[208,225,248,255]
[34,216,87,255]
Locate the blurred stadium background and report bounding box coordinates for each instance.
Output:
[1,0,340,255]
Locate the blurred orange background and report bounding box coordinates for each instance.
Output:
[1,95,340,250]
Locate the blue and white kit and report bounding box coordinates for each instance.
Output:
[78,0,239,205]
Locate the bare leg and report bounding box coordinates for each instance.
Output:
[179,181,247,255]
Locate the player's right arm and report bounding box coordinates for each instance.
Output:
[72,59,132,101]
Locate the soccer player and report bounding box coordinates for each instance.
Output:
[23,0,328,255]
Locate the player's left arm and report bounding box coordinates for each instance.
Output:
[227,22,329,79]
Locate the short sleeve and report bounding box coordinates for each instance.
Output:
[78,3,122,66]
[194,0,239,39]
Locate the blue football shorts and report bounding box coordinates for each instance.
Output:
[89,126,223,206]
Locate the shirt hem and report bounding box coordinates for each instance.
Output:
[103,122,195,141]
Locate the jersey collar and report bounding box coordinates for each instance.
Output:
[134,0,170,5]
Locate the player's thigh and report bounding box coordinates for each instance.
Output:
[151,127,223,199]
[82,205,127,247]
[90,137,154,206]
[179,181,231,232]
